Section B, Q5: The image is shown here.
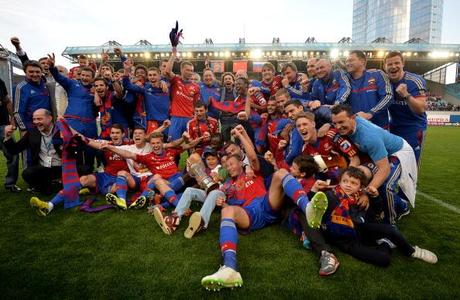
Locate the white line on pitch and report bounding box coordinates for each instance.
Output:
[417,191,460,214]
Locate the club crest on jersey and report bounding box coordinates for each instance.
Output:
[368,78,376,86]
[340,140,351,151]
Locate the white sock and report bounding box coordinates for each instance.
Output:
[48,202,54,212]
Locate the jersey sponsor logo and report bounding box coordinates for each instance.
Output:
[395,100,408,106]
[245,179,254,188]
[175,90,194,101]
[109,154,123,161]
[156,160,175,170]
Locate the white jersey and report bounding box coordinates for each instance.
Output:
[117,143,153,178]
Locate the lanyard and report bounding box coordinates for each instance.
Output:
[41,126,56,153]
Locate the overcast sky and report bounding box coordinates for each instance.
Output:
[1,0,459,69]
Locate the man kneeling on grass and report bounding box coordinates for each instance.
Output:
[305,166,437,276]
[200,125,329,291]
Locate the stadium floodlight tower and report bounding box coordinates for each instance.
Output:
[0,43,22,95]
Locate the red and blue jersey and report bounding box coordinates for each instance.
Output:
[99,91,116,139]
[136,147,182,179]
[311,70,351,105]
[389,71,427,133]
[13,78,51,130]
[186,116,220,152]
[258,75,283,98]
[103,140,129,176]
[221,172,267,207]
[256,114,290,153]
[347,69,393,128]
[302,129,357,170]
[170,75,200,118]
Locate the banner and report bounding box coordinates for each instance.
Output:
[427,114,450,125]
[210,61,224,73]
[253,61,267,73]
[233,61,248,72]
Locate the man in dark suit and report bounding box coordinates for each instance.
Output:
[3,109,62,194]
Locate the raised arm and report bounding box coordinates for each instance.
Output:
[164,47,177,79]
[232,124,260,171]
[101,144,137,160]
[121,59,145,94]
[47,53,73,91]
[395,82,426,115]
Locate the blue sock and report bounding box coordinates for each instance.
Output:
[164,189,178,206]
[282,174,309,214]
[219,218,238,271]
[140,181,156,198]
[115,175,128,200]
[51,190,65,206]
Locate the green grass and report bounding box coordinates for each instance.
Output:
[1,126,460,299]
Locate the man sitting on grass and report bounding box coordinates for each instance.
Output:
[101,131,203,210]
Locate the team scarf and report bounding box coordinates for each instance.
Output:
[99,91,114,139]
[209,96,245,114]
[326,185,360,237]
[52,119,84,209]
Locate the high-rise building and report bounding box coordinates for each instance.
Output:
[410,0,443,43]
[352,0,443,44]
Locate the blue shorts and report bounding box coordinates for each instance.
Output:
[95,172,117,194]
[391,127,425,163]
[166,172,185,191]
[133,172,184,192]
[243,195,279,231]
[169,116,192,141]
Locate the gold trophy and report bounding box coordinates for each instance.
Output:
[186,153,219,193]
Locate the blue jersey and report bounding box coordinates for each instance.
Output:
[13,79,51,130]
[349,117,404,162]
[122,77,170,122]
[347,70,393,128]
[311,70,351,105]
[389,71,427,132]
[286,74,311,101]
[285,125,304,165]
[200,82,221,119]
[50,67,95,122]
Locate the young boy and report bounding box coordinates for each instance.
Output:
[306,166,438,276]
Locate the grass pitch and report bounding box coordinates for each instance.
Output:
[0,126,459,299]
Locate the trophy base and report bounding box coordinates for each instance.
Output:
[205,182,219,194]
